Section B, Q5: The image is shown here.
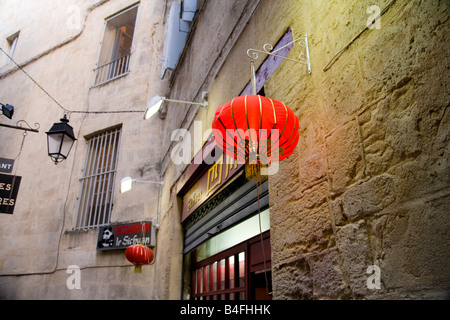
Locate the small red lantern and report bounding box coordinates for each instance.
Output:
[125,244,154,273]
[212,95,299,177]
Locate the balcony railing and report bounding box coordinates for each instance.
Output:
[93,53,131,86]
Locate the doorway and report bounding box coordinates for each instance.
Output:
[190,231,272,300]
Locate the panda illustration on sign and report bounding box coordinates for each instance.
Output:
[98,227,114,248]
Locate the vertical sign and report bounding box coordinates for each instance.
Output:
[181,154,243,222]
[0,173,21,214]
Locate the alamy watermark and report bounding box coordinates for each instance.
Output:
[367,5,382,29]
[66,265,81,290]
[171,121,280,175]
[366,265,381,290]
[66,5,82,30]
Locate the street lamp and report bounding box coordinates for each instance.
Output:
[1,103,14,119]
[143,92,208,120]
[45,115,77,165]
[120,176,163,193]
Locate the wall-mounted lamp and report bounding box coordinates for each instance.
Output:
[1,103,14,119]
[120,176,163,193]
[143,91,208,120]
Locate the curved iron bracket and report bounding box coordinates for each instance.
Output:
[247,34,311,74]
[0,120,40,133]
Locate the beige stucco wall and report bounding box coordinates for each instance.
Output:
[0,0,169,299]
[266,0,450,299]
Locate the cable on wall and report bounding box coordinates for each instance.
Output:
[0,47,144,116]
[322,0,397,72]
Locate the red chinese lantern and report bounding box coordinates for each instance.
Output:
[125,244,154,273]
[212,95,299,176]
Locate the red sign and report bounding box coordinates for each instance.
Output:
[181,154,242,222]
[97,221,153,250]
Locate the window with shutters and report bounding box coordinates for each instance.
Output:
[93,3,139,86]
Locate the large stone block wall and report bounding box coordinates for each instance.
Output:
[268,0,450,299]
[162,0,449,300]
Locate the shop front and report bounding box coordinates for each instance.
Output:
[179,138,272,300]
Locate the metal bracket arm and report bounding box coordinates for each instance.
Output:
[247,34,311,74]
[0,120,40,133]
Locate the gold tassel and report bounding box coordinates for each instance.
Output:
[245,163,268,181]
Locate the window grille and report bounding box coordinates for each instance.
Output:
[192,245,247,300]
[93,52,132,86]
[74,126,121,230]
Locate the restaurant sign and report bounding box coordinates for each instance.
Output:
[181,154,243,222]
[0,158,14,173]
[97,220,155,250]
[0,173,21,215]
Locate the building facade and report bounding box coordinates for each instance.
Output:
[0,0,169,299]
[0,0,449,300]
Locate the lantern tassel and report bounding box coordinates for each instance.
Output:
[134,265,142,273]
[250,60,257,95]
[255,171,271,296]
[245,163,267,181]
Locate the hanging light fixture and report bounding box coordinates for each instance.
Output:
[210,34,307,296]
[125,243,154,273]
[1,103,14,119]
[45,115,77,165]
[212,95,299,178]
[211,33,310,178]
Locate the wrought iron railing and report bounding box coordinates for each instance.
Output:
[93,53,131,86]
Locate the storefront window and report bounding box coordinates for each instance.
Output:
[188,210,271,300]
[195,209,270,262]
[192,246,247,300]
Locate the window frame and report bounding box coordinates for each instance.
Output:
[192,242,248,300]
[93,3,139,87]
[190,231,272,300]
[73,126,122,230]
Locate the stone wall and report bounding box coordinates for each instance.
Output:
[160,0,449,300]
[268,0,450,299]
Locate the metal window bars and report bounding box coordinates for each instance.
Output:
[93,53,131,87]
[74,127,121,230]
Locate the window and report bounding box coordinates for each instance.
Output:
[192,243,247,300]
[189,210,272,300]
[3,31,19,65]
[74,126,121,230]
[93,4,139,86]
[191,231,272,300]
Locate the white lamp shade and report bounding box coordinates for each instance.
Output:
[47,133,75,161]
[144,96,164,120]
[46,116,77,164]
[120,176,134,193]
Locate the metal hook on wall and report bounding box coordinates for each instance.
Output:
[247,34,312,75]
[0,120,40,133]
